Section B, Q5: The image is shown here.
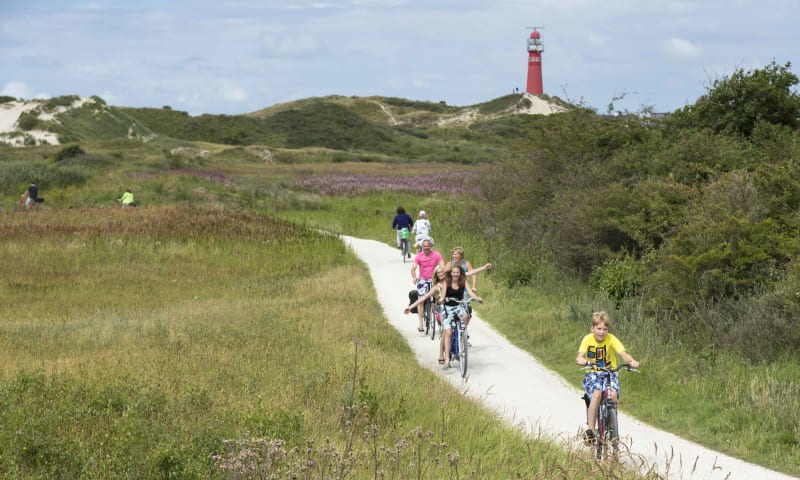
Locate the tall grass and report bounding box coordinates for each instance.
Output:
[0,206,657,479]
[262,177,800,477]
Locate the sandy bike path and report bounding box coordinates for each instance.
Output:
[342,235,797,480]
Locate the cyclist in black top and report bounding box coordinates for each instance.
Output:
[392,206,413,249]
[439,265,481,368]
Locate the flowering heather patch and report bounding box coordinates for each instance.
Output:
[171,168,232,185]
[295,171,481,196]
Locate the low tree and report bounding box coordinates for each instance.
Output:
[669,61,800,137]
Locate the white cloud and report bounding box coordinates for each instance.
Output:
[350,0,412,5]
[259,31,323,58]
[585,31,606,48]
[220,82,248,102]
[1,81,48,100]
[98,90,122,106]
[663,37,702,60]
[177,92,203,108]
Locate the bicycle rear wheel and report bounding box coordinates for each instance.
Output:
[423,299,433,336]
[458,325,468,377]
[401,240,408,263]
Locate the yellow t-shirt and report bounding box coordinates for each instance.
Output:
[578,332,626,371]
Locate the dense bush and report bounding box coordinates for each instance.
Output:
[478,63,800,358]
[16,111,40,131]
[668,61,800,137]
[55,144,85,162]
[589,255,645,305]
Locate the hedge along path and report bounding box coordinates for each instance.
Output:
[341,235,798,480]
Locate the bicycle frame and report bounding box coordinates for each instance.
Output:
[399,228,410,263]
[580,363,638,459]
[445,297,481,378]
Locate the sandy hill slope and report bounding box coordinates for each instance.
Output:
[0,99,68,146]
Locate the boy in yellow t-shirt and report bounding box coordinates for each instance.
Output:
[575,311,640,440]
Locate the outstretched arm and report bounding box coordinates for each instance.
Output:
[404,285,439,314]
[466,263,491,276]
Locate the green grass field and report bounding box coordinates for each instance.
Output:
[1,94,799,477]
[0,205,662,479]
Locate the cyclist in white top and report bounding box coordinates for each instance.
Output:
[412,210,432,252]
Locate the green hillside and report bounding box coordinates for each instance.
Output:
[1,60,800,478]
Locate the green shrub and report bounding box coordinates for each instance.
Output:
[590,255,645,305]
[669,60,800,137]
[17,111,40,131]
[43,95,80,110]
[498,257,542,288]
[55,144,85,162]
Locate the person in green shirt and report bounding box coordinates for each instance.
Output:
[118,188,136,207]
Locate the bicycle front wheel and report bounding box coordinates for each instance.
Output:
[458,326,468,377]
[596,404,606,459]
[606,406,619,457]
[430,307,437,340]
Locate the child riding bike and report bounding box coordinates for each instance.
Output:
[575,311,640,441]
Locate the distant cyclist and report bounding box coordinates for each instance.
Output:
[24,180,44,208]
[392,206,413,253]
[410,238,444,333]
[412,210,432,252]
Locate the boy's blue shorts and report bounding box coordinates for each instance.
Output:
[583,372,620,399]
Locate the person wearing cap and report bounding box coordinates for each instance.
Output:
[412,210,432,253]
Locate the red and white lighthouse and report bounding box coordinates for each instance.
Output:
[526,29,544,95]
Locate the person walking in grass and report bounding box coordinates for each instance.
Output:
[575,311,640,441]
[410,238,444,333]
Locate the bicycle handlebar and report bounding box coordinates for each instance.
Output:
[444,297,483,305]
[580,362,640,373]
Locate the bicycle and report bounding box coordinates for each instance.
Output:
[579,362,640,460]
[399,227,411,263]
[446,297,481,378]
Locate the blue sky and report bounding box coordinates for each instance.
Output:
[1,0,797,115]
